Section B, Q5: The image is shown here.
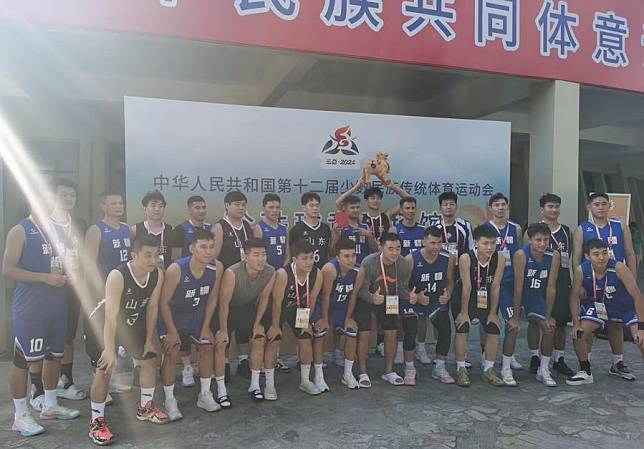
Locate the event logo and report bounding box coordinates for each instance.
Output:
[320,125,361,170]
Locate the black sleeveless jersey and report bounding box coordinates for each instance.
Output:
[134,222,173,269]
[218,218,252,269]
[117,262,159,328]
[288,220,332,269]
[467,250,498,304]
[283,263,319,309]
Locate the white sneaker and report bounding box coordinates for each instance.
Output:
[29,392,44,412]
[341,372,360,389]
[56,381,86,400]
[105,393,114,406]
[500,368,517,387]
[510,356,523,370]
[165,398,183,421]
[377,342,385,357]
[323,351,334,364]
[404,368,417,386]
[394,347,404,365]
[334,350,345,367]
[12,411,45,437]
[181,365,195,387]
[566,370,594,386]
[264,384,278,401]
[314,378,330,393]
[299,380,322,395]
[40,403,80,420]
[536,367,557,387]
[415,345,432,365]
[197,391,221,412]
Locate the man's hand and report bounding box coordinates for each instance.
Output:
[96,349,117,372]
[507,317,520,332]
[356,227,373,238]
[215,329,229,346]
[633,329,644,350]
[438,290,449,305]
[315,318,329,334]
[372,286,384,305]
[252,323,266,339]
[571,322,583,340]
[44,273,67,287]
[143,340,157,358]
[544,316,556,332]
[267,325,282,342]
[344,318,358,334]
[163,330,180,352]
[455,312,470,329]
[487,313,501,329]
[199,328,215,345]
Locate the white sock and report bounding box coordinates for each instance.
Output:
[405,361,415,371]
[249,369,261,392]
[91,401,105,420]
[612,353,624,365]
[163,384,175,401]
[43,389,57,409]
[435,359,445,369]
[540,356,551,371]
[300,364,311,384]
[417,342,426,351]
[215,376,227,398]
[140,387,154,406]
[13,398,27,416]
[530,349,539,357]
[344,359,354,376]
[482,360,494,371]
[314,364,324,383]
[502,355,512,371]
[397,341,403,352]
[265,368,275,388]
[456,361,466,369]
[200,377,211,394]
[588,352,592,362]
[553,350,564,361]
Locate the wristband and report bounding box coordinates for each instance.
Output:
[638,322,644,331]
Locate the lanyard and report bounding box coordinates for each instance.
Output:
[291,263,310,307]
[224,217,248,247]
[474,250,489,290]
[546,224,567,251]
[379,253,398,295]
[368,214,381,237]
[441,217,460,249]
[592,268,607,303]
[489,221,510,250]
[591,217,613,249]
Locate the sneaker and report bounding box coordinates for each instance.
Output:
[264,384,278,401]
[164,398,183,421]
[552,357,575,377]
[323,351,334,364]
[377,342,385,357]
[314,379,330,393]
[236,359,251,380]
[181,365,195,387]
[136,401,169,424]
[276,359,290,373]
[12,411,45,437]
[404,368,416,386]
[529,355,540,374]
[394,347,404,365]
[299,380,323,396]
[510,356,523,370]
[566,370,594,386]
[29,394,44,412]
[415,345,432,365]
[464,360,472,369]
[197,391,222,412]
[56,383,87,401]
[609,361,636,381]
[88,417,113,446]
[481,368,504,387]
[431,365,455,384]
[105,393,114,407]
[40,403,81,420]
[341,372,360,389]
[500,368,517,387]
[536,367,557,387]
[334,350,345,367]
[456,367,470,387]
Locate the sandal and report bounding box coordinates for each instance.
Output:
[358,373,372,388]
[248,389,264,402]
[381,372,404,386]
[216,395,232,409]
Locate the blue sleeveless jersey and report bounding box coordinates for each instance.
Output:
[396,222,425,257]
[97,220,131,282]
[581,259,632,308]
[522,245,554,301]
[580,219,626,263]
[179,220,213,256]
[410,250,450,311]
[487,220,520,283]
[258,221,287,269]
[328,258,359,311]
[341,223,370,264]
[13,219,66,315]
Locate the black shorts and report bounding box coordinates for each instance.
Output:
[211,303,267,344]
[553,277,572,327]
[454,297,499,335]
[66,287,82,343]
[279,306,313,340]
[158,333,200,352]
[354,300,399,332]
[84,304,148,367]
[450,281,463,320]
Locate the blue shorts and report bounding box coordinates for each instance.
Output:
[157,310,206,343]
[524,296,547,321]
[580,301,637,327]
[499,282,515,321]
[311,302,355,337]
[13,301,68,363]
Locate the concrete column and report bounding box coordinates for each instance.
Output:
[529,81,580,228]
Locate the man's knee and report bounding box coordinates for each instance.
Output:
[484,322,500,335]
[13,351,28,370]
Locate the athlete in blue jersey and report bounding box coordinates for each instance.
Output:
[396,196,425,257]
[159,230,223,419]
[573,192,637,380]
[332,195,377,265]
[4,207,80,437]
[312,239,360,389]
[506,224,560,387]
[567,239,644,386]
[171,195,213,261]
[254,194,288,269]
[405,226,457,384]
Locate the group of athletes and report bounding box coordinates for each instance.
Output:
[4,175,644,446]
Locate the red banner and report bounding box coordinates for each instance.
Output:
[1,0,642,93]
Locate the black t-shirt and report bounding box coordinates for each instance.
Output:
[288,220,332,269]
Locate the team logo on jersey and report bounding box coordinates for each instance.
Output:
[320,125,362,170]
[184,276,191,283]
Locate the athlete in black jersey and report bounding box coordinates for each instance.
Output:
[289,192,332,269]
[266,240,324,397]
[86,236,168,445]
[132,191,173,270]
[213,191,252,270]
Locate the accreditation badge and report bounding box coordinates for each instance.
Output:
[500,249,511,266]
[386,295,399,315]
[295,308,311,329]
[595,302,608,321]
[560,251,570,269]
[50,256,64,275]
[476,289,488,309]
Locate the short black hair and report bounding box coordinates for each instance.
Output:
[301,192,321,205]
[189,229,214,246]
[473,224,498,241]
[587,192,610,203]
[424,226,443,239]
[526,223,550,238]
[363,187,383,200]
[243,237,267,252]
[141,190,166,207]
[53,177,77,194]
[583,238,608,255]
[438,192,458,205]
[539,193,561,208]
[488,192,508,206]
[187,195,205,206]
[290,239,314,257]
[380,232,400,245]
[336,238,357,254]
[399,196,417,207]
[100,191,123,202]
[132,235,159,252]
[224,191,247,204]
[262,193,281,207]
[343,195,360,206]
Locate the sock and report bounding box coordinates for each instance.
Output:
[249,369,261,392]
[587,352,592,362]
[140,387,154,406]
[30,371,44,399]
[405,361,415,371]
[91,401,105,420]
[200,377,211,394]
[482,360,494,371]
[239,354,249,362]
[397,341,403,352]
[265,368,275,388]
[314,364,324,383]
[417,342,426,351]
[481,343,485,354]
[435,359,445,369]
[540,356,551,371]
[612,353,624,365]
[215,376,227,398]
[163,384,175,401]
[344,359,354,376]
[300,364,311,384]
[456,361,466,369]
[553,350,564,361]
[530,349,539,357]
[580,360,591,375]
[43,389,57,409]
[502,355,512,371]
[13,398,27,416]
[377,333,384,345]
[60,363,74,388]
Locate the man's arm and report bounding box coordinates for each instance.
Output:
[253,223,263,240]
[617,262,644,323]
[308,268,324,312]
[170,226,184,262]
[145,268,164,349]
[216,268,236,338]
[271,269,288,328]
[569,266,584,339]
[319,263,336,325]
[356,264,376,305]
[488,253,506,326]
[158,262,181,345]
[2,225,55,284]
[572,225,584,270]
[201,260,224,339]
[212,223,224,260]
[84,224,103,297]
[444,254,456,300]
[511,250,526,321]
[253,271,276,330]
[458,254,472,315]
[397,257,412,303]
[347,265,366,318]
[545,252,561,324]
[384,182,410,219]
[99,269,124,371]
[335,178,365,210]
[621,222,637,275]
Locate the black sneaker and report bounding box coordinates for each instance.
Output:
[529,355,540,374]
[609,361,636,381]
[236,359,251,379]
[225,363,231,383]
[552,357,574,377]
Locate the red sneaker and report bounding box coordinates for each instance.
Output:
[88,417,114,446]
[136,401,169,424]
